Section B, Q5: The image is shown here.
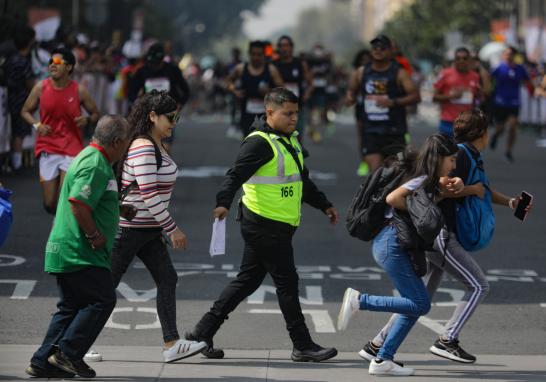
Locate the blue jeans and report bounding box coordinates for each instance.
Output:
[360,225,430,360]
[31,266,116,367]
[439,120,454,136]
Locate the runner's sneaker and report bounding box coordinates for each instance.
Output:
[357,161,369,177]
[429,337,476,363]
[84,349,102,362]
[337,287,360,331]
[163,339,207,363]
[358,341,404,366]
[369,359,414,376]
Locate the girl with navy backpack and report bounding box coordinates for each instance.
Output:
[356,108,532,367]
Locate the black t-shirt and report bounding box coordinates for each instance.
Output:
[129,62,190,105]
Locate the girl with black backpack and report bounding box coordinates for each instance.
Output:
[356,109,532,369]
[338,134,463,376]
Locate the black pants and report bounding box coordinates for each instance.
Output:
[31,266,116,367]
[111,227,179,342]
[206,207,312,349]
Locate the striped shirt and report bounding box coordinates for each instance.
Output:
[119,141,178,233]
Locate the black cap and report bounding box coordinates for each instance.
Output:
[146,43,165,63]
[370,34,392,47]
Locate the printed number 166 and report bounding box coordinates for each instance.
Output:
[281,186,294,198]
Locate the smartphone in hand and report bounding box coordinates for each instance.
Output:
[514,191,533,221]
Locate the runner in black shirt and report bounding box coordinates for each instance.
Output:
[227,41,283,137]
[129,43,189,151]
[273,35,313,142]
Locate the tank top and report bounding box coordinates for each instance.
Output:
[273,58,304,100]
[309,57,331,93]
[360,61,407,135]
[241,63,272,115]
[35,79,83,157]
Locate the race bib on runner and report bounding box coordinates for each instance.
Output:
[285,83,299,97]
[313,78,327,87]
[144,77,171,93]
[246,98,264,114]
[451,90,473,105]
[364,95,390,120]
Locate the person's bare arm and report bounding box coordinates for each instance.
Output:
[269,64,284,87]
[345,67,363,106]
[395,68,421,106]
[301,61,314,102]
[76,84,100,129]
[386,186,413,211]
[69,201,105,250]
[21,81,50,136]
[226,64,244,97]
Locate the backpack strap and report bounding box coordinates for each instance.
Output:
[119,135,163,201]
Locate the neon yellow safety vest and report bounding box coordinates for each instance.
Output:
[242,130,304,227]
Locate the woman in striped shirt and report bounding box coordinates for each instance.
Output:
[110,91,206,362]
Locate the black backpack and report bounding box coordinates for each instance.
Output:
[346,165,406,241]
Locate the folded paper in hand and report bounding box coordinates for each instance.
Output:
[209,217,226,256]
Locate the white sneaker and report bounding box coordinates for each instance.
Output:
[83,349,103,362]
[163,339,207,363]
[369,359,415,376]
[337,287,360,331]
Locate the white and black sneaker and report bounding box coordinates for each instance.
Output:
[163,339,207,363]
[430,337,476,363]
[369,359,414,376]
[358,341,404,366]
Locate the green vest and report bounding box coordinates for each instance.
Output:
[242,130,304,226]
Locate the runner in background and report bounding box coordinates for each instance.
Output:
[307,44,333,143]
[352,49,372,176]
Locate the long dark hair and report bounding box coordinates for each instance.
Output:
[116,90,177,180]
[414,134,459,195]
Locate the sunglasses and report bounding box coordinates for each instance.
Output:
[49,56,67,66]
[163,112,180,124]
[371,43,389,51]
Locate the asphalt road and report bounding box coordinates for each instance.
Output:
[1,107,545,356]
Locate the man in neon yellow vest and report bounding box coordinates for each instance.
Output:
[186,87,339,362]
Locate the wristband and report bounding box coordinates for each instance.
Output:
[508,198,516,209]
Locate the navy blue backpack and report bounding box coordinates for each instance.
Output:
[455,144,495,252]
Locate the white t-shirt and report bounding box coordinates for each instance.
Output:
[384,175,427,218]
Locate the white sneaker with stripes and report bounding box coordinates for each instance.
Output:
[163,339,207,363]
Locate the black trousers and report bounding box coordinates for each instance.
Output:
[31,266,116,367]
[207,207,312,349]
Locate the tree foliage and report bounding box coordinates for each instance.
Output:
[382,0,516,63]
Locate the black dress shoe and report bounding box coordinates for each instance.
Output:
[185,331,224,359]
[48,350,96,378]
[25,363,75,378]
[291,343,338,362]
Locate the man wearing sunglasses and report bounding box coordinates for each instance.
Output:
[346,34,420,173]
[433,47,481,136]
[21,47,100,215]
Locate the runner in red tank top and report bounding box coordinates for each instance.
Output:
[21,48,100,215]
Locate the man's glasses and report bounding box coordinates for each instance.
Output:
[164,112,180,124]
[49,56,66,66]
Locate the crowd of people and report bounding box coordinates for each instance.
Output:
[0,19,544,378]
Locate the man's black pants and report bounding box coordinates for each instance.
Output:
[207,209,312,349]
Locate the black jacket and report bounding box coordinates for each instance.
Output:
[216,117,332,222]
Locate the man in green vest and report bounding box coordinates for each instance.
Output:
[26,116,132,379]
[186,87,339,362]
